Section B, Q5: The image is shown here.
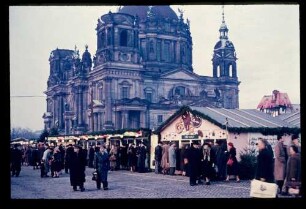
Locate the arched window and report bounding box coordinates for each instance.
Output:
[120,30,128,46]
[163,42,170,62]
[217,65,220,77]
[175,86,185,96]
[229,64,233,77]
[107,28,112,45]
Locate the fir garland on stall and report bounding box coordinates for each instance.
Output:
[154,106,300,136]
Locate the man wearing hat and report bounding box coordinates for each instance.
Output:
[187,141,203,186]
[68,145,87,191]
[94,144,110,190]
[64,144,74,174]
[154,141,163,174]
[137,141,147,173]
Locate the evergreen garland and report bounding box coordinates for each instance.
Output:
[154,106,300,136]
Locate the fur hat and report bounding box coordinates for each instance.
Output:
[228,142,234,147]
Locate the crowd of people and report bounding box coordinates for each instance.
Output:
[154,140,239,186]
[154,134,301,197]
[10,140,151,191]
[10,133,301,196]
[255,134,301,196]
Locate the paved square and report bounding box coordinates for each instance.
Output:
[11,166,256,199]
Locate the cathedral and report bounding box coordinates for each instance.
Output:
[43,6,240,134]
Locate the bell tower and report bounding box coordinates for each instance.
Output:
[212,6,237,78]
[212,6,240,109]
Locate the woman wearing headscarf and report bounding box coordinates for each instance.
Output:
[255,138,274,183]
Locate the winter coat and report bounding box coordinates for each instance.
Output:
[89,147,95,160]
[202,147,216,178]
[274,141,287,180]
[187,146,202,178]
[215,144,227,177]
[127,146,137,167]
[161,144,170,169]
[11,148,23,164]
[180,148,186,171]
[69,150,87,186]
[286,153,301,182]
[168,146,176,168]
[226,147,239,176]
[154,145,162,161]
[256,148,274,183]
[94,151,110,182]
[136,146,146,172]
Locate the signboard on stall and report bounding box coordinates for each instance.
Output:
[182,135,199,139]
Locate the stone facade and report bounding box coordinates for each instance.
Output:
[43,6,240,134]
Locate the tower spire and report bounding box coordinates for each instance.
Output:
[219,5,228,40]
[222,5,225,23]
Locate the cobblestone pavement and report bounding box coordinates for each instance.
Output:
[10,166,294,199]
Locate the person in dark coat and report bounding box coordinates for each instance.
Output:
[127,143,137,172]
[51,147,62,178]
[225,142,240,182]
[31,145,40,170]
[94,144,110,190]
[64,144,74,174]
[291,134,301,154]
[11,144,23,177]
[215,141,227,180]
[69,145,87,191]
[88,145,95,168]
[175,145,182,175]
[284,145,301,195]
[137,142,146,173]
[58,144,65,170]
[201,143,215,185]
[182,144,190,176]
[255,138,274,183]
[154,142,163,174]
[120,145,128,170]
[187,141,203,186]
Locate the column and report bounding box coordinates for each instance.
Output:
[65,118,69,135]
[94,113,98,132]
[122,110,129,129]
[103,77,114,130]
[77,87,82,125]
[176,40,181,63]
[140,111,146,128]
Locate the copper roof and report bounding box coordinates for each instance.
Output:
[257,90,292,109]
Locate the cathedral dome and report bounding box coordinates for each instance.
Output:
[214,40,235,50]
[151,6,178,20]
[119,6,150,20]
[119,5,178,20]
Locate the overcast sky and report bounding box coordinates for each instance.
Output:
[9,5,300,131]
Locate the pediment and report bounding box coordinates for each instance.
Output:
[162,70,198,81]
